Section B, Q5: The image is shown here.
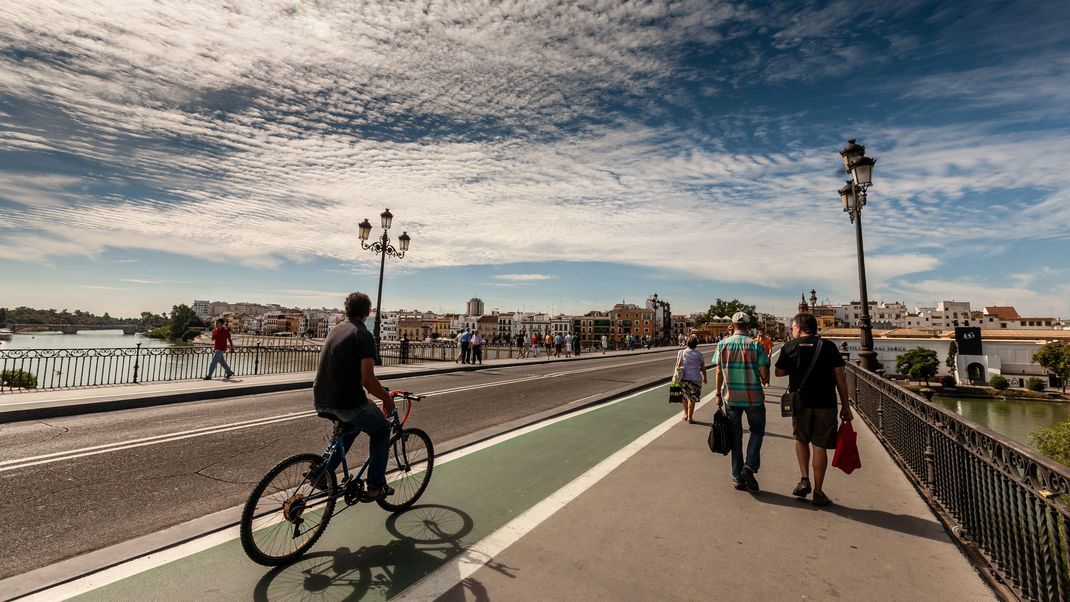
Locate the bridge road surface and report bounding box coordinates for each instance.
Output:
[0,348,687,582]
[16,371,993,601]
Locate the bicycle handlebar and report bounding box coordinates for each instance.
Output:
[390,390,425,401]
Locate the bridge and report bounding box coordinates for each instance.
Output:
[7,323,143,335]
[0,346,1064,601]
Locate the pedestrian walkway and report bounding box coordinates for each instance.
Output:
[0,344,686,423]
[23,374,992,601]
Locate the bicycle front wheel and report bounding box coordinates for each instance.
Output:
[240,453,337,566]
[378,428,434,512]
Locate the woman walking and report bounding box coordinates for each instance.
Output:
[674,335,707,423]
[564,332,573,357]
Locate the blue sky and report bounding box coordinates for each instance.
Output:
[2,1,1069,319]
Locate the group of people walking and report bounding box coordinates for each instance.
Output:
[455,328,485,364]
[513,332,581,359]
[672,311,853,506]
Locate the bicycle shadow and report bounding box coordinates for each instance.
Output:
[252,504,517,601]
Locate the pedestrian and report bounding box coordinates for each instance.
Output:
[312,292,394,502]
[400,336,410,364]
[204,318,235,380]
[601,334,608,354]
[516,332,527,358]
[544,332,553,359]
[774,313,853,507]
[530,333,540,358]
[471,330,484,364]
[564,332,573,357]
[553,332,563,357]
[714,312,771,492]
[572,332,581,356]
[674,335,707,423]
[459,328,472,364]
[756,328,773,356]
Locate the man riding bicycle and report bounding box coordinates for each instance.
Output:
[313,292,395,501]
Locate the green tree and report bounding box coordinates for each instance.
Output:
[1033,342,1070,394]
[167,304,204,341]
[945,341,957,371]
[896,348,939,385]
[1031,420,1070,467]
[1025,377,1046,392]
[704,298,758,328]
[990,374,1010,390]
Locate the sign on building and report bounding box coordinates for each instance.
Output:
[955,327,982,356]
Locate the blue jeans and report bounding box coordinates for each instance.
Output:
[315,402,391,489]
[727,405,766,482]
[207,350,232,377]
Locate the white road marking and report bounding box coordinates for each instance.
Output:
[2,354,678,472]
[21,385,662,601]
[394,389,718,601]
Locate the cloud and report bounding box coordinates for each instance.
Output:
[78,284,128,291]
[493,274,556,282]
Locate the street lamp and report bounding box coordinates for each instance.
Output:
[839,139,878,372]
[359,208,411,365]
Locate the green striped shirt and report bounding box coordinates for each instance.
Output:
[715,334,770,407]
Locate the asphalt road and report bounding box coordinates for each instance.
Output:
[0,348,688,579]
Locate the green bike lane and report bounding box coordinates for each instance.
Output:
[52,385,681,601]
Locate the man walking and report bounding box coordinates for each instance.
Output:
[471,329,484,364]
[774,313,853,507]
[204,318,235,380]
[715,312,770,492]
[313,292,394,501]
[601,334,608,354]
[459,328,472,364]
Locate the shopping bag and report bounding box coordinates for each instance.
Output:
[668,384,684,403]
[832,420,861,474]
[707,408,730,455]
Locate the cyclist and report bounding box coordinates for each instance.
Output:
[312,292,395,501]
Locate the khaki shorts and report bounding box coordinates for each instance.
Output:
[793,408,838,449]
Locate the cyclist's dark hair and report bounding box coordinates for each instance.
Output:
[687,335,699,349]
[345,292,372,320]
[793,313,818,335]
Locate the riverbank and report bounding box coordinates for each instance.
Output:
[903,382,1068,403]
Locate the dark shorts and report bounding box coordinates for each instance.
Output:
[793,408,838,449]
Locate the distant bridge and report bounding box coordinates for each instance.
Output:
[7,323,144,335]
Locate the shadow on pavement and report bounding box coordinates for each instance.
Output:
[753,491,949,542]
[252,504,487,600]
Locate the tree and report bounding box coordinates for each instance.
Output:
[168,304,204,341]
[704,298,758,328]
[990,375,1010,390]
[1031,421,1070,467]
[896,348,939,385]
[1034,342,1070,394]
[945,341,958,371]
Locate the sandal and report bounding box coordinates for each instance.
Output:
[792,478,812,498]
[361,484,395,503]
[812,491,831,507]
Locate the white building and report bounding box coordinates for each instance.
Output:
[467,298,485,316]
[192,300,211,321]
[551,315,572,336]
[833,301,908,328]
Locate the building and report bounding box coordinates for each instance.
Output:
[980,306,1057,330]
[833,300,908,329]
[608,303,656,341]
[192,300,211,321]
[671,315,690,342]
[467,298,485,316]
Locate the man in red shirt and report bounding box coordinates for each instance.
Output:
[204,318,235,380]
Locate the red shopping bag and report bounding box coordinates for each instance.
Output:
[832,420,861,474]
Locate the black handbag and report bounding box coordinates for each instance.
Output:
[708,408,730,455]
[781,339,824,417]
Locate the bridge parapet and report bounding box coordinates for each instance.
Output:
[846,362,1070,601]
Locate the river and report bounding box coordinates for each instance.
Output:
[0,330,174,350]
[933,395,1070,450]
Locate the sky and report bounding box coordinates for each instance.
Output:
[2,0,1070,319]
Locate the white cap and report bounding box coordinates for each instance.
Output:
[732,311,750,324]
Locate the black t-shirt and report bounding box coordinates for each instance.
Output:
[313,319,376,409]
[775,336,845,409]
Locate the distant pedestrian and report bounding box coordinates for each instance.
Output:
[530,333,540,358]
[756,329,773,357]
[601,334,608,354]
[204,318,235,380]
[459,328,472,364]
[714,312,771,492]
[553,333,563,357]
[516,332,527,358]
[674,335,707,423]
[774,313,853,507]
[572,333,581,356]
[544,333,553,359]
[564,332,573,357]
[471,330,484,364]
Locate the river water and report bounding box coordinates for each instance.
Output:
[0,330,174,350]
[933,396,1070,450]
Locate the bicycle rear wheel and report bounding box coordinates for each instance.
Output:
[240,453,337,566]
[378,428,434,512]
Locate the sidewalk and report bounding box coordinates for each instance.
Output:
[0,344,686,423]
[21,375,993,601]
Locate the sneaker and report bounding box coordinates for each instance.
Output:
[202,376,211,380]
[733,480,747,491]
[792,477,812,498]
[740,466,760,492]
[225,371,234,379]
[813,491,831,507]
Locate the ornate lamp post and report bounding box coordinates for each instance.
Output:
[839,139,878,372]
[359,209,411,365]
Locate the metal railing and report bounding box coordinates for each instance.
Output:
[846,363,1070,601]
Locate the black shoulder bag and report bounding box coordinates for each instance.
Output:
[781,339,823,417]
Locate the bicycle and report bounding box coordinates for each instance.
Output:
[240,390,434,566]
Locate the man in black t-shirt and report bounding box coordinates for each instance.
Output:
[774,313,853,507]
[313,292,395,500]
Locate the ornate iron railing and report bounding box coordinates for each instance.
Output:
[846,363,1070,601]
